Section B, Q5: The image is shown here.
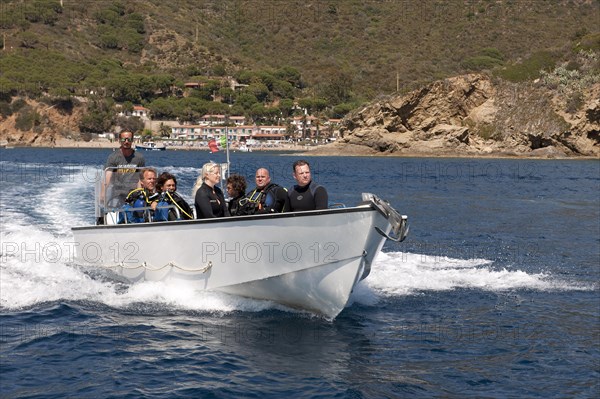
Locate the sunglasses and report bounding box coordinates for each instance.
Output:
[120,137,133,142]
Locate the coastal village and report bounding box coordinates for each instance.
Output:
[92,76,342,151]
[118,102,341,151]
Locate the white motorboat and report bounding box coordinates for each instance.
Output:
[136,141,166,151]
[72,169,408,319]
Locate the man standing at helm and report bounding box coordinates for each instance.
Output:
[102,131,146,211]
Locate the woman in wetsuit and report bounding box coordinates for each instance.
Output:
[192,162,228,219]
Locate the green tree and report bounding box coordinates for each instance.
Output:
[14,106,41,131]
[236,92,258,110]
[246,83,269,102]
[0,77,19,98]
[272,80,295,99]
[47,87,72,100]
[142,128,153,139]
[122,101,134,114]
[109,2,126,16]
[206,101,230,115]
[249,103,267,124]
[274,66,303,88]
[263,107,281,125]
[95,9,120,25]
[148,97,177,119]
[278,98,294,117]
[159,123,172,137]
[256,71,276,90]
[331,103,356,118]
[175,97,209,123]
[496,51,558,82]
[79,97,115,133]
[18,31,39,49]
[99,31,120,49]
[115,115,144,134]
[122,30,144,53]
[229,104,245,116]
[151,74,175,95]
[212,64,227,76]
[298,98,328,114]
[219,87,235,104]
[0,101,12,118]
[127,13,145,34]
[235,70,254,84]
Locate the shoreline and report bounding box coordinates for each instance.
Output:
[1,139,598,160]
[2,138,310,152]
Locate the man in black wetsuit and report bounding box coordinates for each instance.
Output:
[288,160,328,211]
[239,168,289,214]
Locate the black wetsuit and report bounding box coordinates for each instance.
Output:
[194,183,228,219]
[228,194,245,216]
[238,183,289,215]
[156,191,194,221]
[288,181,328,211]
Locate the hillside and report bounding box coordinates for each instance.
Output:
[1,0,599,97]
[0,0,599,156]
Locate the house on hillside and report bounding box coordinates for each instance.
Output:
[118,105,150,121]
[290,115,319,138]
[229,116,246,126]
[323,118,342,141]
[198,114,226,125]
[231,81,249,92]
[131,106,150,120]
[291,115,318,130]
[198,114,246,126]
[252,125,288,144]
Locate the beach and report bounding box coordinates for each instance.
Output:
[42,138,313,152]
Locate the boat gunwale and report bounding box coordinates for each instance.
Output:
[72,203,376,231]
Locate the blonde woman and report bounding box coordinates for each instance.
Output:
[193,162,228,219]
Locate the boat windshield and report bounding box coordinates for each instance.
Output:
[96,166,145,218]
[95,163,228,224]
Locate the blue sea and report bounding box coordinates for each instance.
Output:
[0,147,598,398]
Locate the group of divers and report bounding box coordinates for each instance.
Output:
[101,132,328,224]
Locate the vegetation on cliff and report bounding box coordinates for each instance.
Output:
[0,0,598,155]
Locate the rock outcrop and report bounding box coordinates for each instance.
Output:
[324,74,599,158]
[0,99,86,147]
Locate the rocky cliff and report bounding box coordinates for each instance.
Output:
[321,74,599,158]
[2,74,599,157]
[0,99,87,147]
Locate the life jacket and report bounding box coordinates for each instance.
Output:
[153,191,194,222]
[236,183,285,215]
[118,188,157,223]
[228,195,244,217]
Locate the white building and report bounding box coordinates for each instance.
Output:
[197,114,246,126]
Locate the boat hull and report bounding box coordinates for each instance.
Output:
[73,197,407,318]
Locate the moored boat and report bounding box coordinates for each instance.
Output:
[136,141,166,151]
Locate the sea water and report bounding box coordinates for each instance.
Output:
[0,148,598,398]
